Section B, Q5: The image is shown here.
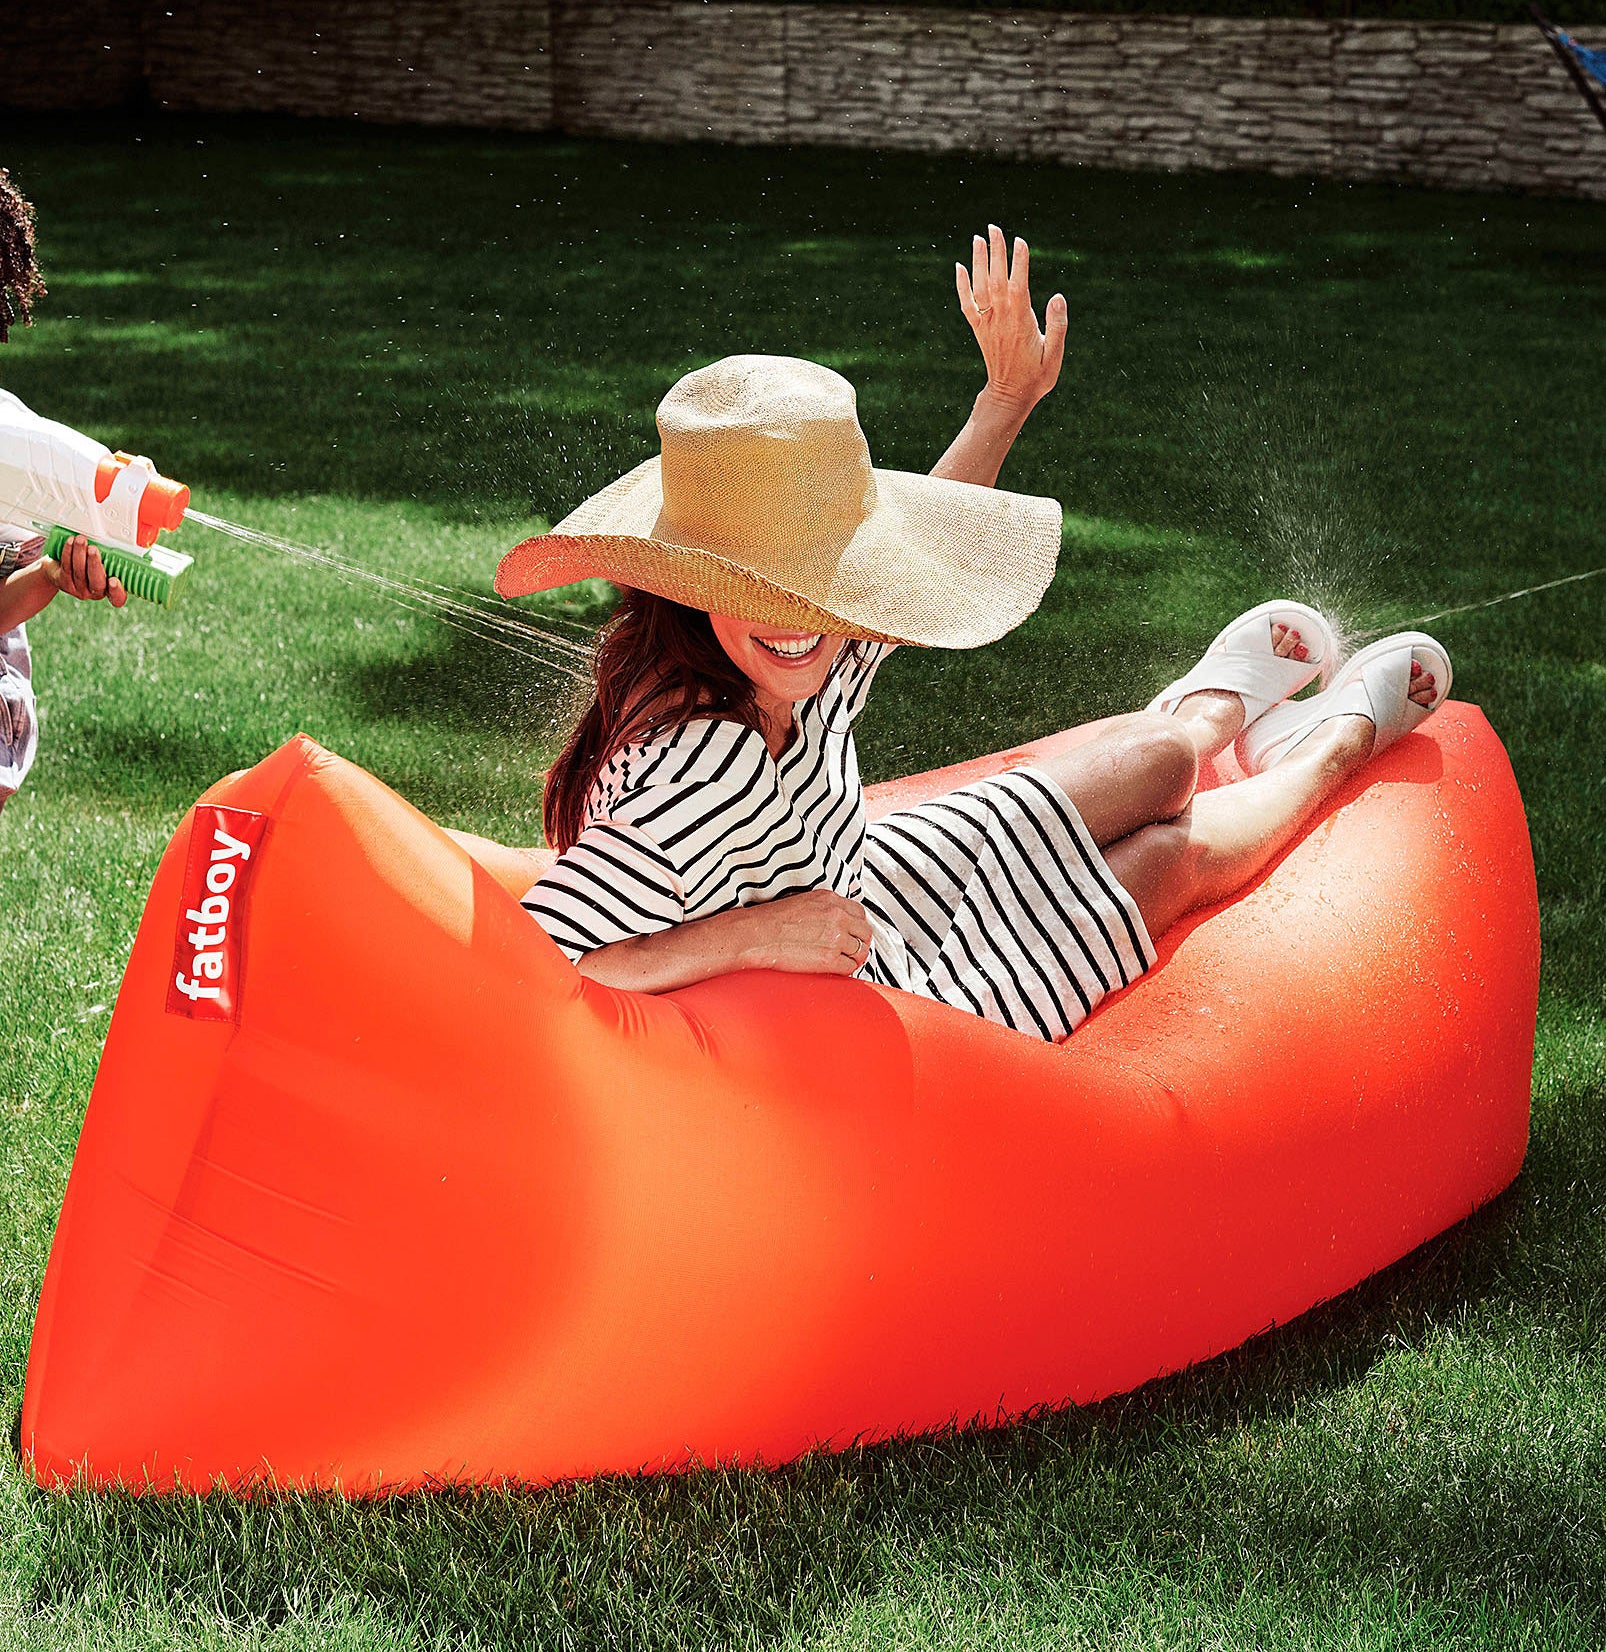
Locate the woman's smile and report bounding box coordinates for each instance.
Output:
[706,615,845,755]
[708,614,843,695]
[752,632,825,663]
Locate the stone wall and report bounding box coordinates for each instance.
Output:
[145,1,554,131]
[3,1,146,113]
[4,1,555,132]
[551,4,1606,200]
[4,3,1602,200]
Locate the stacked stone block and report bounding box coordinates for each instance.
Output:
[5,2,554,133]
[3,1,145,113]
[551,0,788,143]
[143,1,554,131]
[2,3,1602,201]
[553,5,1605,200]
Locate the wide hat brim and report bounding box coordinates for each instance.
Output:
[495,457,1062,649]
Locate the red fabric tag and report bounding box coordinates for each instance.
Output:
[165,806,268,1023]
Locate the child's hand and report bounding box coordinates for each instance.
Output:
[47,535,128,608]
[955,226,1068,415]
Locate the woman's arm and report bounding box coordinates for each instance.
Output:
[575,888,872,995]
[931,226,1068,489]
[450,825,873,995]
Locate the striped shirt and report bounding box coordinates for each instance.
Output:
[524,640,1155,1040]
[0,622,36,814]
[525,641,889,968]
[0,529,43,814]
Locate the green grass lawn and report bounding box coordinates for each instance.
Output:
[0,113,1603,1650]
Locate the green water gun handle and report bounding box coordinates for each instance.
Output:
[40,523,194,609]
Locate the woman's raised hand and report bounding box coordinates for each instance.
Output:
[930,226,1066,487]
[955,225,1068,415]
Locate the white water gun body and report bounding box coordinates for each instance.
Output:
[0,388,192,606]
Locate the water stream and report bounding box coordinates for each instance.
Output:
[1353,563,1606,642]
[184,509,596,682]
[184,507,1604,688]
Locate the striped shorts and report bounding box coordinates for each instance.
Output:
[860,765,1156,1042]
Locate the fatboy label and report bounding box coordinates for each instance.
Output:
[165,806,268,1023]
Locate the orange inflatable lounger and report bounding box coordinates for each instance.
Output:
[22,706,1537,1493]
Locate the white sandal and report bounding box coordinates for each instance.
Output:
[1237,631,1452,776]
[1146,599,1336,730]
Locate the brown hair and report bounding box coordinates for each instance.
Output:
[542,589,862,854]
[0,168,46,345]
[543,590,766,853]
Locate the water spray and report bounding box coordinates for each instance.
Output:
[1352,562,1606,642]
[0,389,192,606]
[184,512,596,681]
[0,386,594,674]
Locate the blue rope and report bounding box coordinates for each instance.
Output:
[1560,31,1606,87]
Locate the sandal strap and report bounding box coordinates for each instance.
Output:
[1240,633,1449,774]
[1148,600,1332,727]
[1148,650,1317,726]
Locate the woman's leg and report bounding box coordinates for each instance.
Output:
[1105,651,1441,940]
[1033,622,1311,847]
[1028,712,1199,847]
[1104,714,1375,941]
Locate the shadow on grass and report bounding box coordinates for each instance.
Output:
[42,722,271,816]
[47,704,564,840]
[342,614,589,744]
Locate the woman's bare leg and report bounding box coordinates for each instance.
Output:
[1104,716,1375,940]
[1032,621,1312,846]
[1029,712,1199,847]
[1106,653,1441,940]
[1120,691,1446,947]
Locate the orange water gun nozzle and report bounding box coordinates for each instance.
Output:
[95,452,191,547]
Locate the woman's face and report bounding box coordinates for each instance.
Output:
[708,613,845,708]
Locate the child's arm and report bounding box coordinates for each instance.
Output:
[0,534,128,632]
[0,560,60,631]
[931,226,1068,489]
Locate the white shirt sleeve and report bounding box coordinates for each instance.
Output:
[520,816,686,962]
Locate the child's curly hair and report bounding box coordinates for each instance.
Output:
[0,167,46,345]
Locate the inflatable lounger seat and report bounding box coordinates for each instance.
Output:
[22,707,1537,1493]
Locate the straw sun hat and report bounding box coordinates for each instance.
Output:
[494,355,1062,649]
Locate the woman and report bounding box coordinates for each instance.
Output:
[491,230,1447,1042]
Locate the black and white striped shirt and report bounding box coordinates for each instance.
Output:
[524,639,1155,1039]
[525,641,892,972]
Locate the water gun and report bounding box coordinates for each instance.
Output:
[0,388,192,606]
